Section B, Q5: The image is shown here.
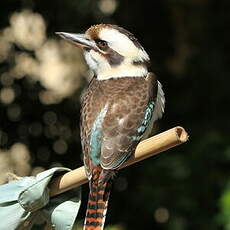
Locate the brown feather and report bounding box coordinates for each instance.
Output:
[80,73,157,176]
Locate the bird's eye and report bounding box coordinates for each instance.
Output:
[96,39,108,50]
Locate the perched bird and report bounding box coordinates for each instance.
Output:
[57,24,165,230]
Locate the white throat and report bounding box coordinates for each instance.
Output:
[97,62,148,80]
[84,51,148,80]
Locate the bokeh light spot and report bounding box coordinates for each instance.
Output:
[7,104,21,121]
[154,207,169,223]
[44,125,59,138]
[0,37,12,62]
[53,139,68,154]
[114,176,128,192]
[10,10,46,50]
[98,0,118,15]
[43,111,57,125]
[59,126,72,140]
[0,87,15,104]
[1,73,14,86]
[10,143,31,176]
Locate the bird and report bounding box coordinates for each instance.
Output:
[56,24,165,230]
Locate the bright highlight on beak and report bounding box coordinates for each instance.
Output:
[55,32,97,50]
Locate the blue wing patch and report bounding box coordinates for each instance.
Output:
[90,107,107,165]
[132,102,155,141]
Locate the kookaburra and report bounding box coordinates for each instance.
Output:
[57,24,165,230]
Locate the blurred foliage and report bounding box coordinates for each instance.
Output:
[0,0,229,229]
[218,184,230,230]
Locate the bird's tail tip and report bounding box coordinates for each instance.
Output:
[84,179,112,230]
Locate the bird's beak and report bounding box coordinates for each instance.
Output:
[55,32,97,50]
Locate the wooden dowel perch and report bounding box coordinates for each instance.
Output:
[49,126,188,197]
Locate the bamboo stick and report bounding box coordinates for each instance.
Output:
[49,126,188,197]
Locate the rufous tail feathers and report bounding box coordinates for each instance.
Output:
[84,168,112,230]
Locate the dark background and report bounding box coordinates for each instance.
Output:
[0,0,230,229]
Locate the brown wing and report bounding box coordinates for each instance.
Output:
[80,77,106,177]
[80,73,158,176]
[100,73,158,169]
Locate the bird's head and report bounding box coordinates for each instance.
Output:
[56,24,150,80]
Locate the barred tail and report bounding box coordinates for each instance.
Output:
[84,177,112,230]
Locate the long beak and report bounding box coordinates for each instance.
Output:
[55,32,97,50]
